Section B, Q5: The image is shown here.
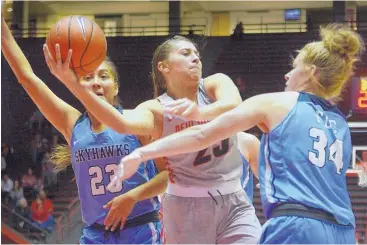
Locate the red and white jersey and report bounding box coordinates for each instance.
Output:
[157,79,243,187]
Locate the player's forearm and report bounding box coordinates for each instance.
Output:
[199,100,239,120]
[138,106,248,162]
[138,125,210,161]
[65,83,129,133]
[127,171,168,202]
[1,18,34,81]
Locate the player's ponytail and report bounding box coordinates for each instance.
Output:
[51,144,71,172]
[300,23,365,100]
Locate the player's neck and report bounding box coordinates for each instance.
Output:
[166,82,198,102]
[88,113,106,133]
[299,88,325,99]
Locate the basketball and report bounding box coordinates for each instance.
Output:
[46,16,107,77]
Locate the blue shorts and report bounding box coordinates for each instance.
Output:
[80,221,162,244]
[259,216,355,244]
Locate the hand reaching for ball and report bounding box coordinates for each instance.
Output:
[43,16,106,89]
[44,16,107,77]
[43,44,79,86]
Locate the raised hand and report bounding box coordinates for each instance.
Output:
[43,44,79,86]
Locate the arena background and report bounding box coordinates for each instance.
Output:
[1,1,366,243]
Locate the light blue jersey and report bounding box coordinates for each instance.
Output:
[240,155,254,203]
[259,92,354,227]
[71,108,160,226]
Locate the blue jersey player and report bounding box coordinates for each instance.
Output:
[115,24,364,244]
[67,107,164,244]
[2,18,167,244]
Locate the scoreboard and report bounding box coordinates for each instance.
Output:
[351,77,367,114]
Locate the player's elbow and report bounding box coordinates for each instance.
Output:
[116,124,133,135]
[134,124,154,137]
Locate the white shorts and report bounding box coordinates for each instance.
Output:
[161,189,261,244]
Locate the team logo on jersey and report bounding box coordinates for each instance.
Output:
[167,115,175,122]
[74,144,130,163]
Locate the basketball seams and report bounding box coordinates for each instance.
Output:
[73,51,105,68]
[47,15,106,76]
[68,16,77,74]
[78,18,94,73]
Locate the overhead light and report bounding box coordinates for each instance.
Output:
[7,7,12,12]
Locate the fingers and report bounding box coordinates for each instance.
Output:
[164,100,191,116]
[182,102,196,117]
[104,213,116,231]
[104,212,126,231]
[110,216,125,232]
[117,162,125,178]
[122,154,143,179]
[103,201,112,209]
[106,153,142,191]
[65,49,73,67]
[106,175,123,192]
[43,45,54,71]
[104,208,127,232]
[177,101,192,114]
[106,176,119,191]
[55,44,62,64]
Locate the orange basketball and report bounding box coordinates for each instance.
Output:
[46,16,107,77]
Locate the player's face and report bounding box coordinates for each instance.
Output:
[79,62,118,105]
[284,55,310,91]
[166,40,202,84]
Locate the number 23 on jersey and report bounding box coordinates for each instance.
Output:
[89,163,122,196]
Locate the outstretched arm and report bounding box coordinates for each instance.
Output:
[107,94,271,186]
[138,94,267,161]
[1,18,80,144]
[43,44,155,136]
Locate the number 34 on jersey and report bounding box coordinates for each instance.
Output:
[308,109,343,174]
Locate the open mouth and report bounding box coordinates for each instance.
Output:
[95,92,104,96]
